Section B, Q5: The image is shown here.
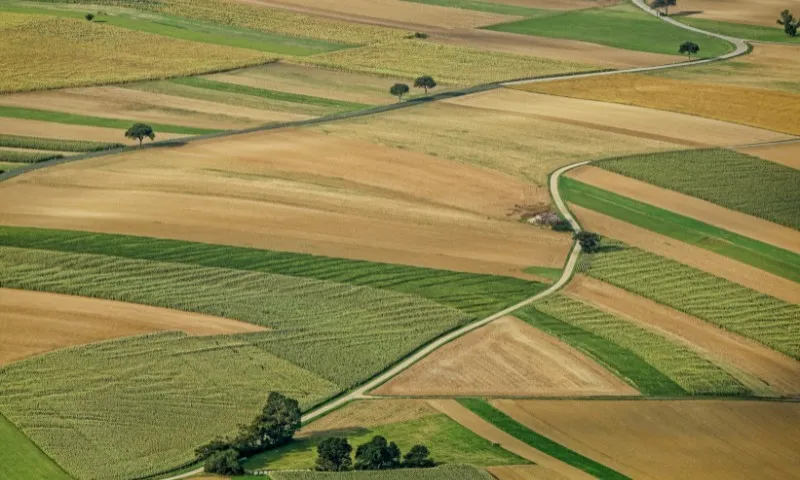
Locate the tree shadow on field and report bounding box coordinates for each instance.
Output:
[595,244,626,254]
[670,10,704,17]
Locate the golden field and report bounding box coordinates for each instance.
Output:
[0,13,272,93]
[517,74,800,136]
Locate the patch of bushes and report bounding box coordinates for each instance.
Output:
[316,436,435,472]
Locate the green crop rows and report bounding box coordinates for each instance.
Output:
[587,243,800,360]
[532,295,749,395]
[0,149,62,163]
[271,465,495,480]
[596,148,800,230]
[0,134,123,152]
[0,413,73,480]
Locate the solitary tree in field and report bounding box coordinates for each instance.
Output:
[679,41,700,59]
[650,0,676,15]
[355,436,401,470]
[574,231,601,253]
[316,437,353,471]
[389,83,410,102]
[403,445,436,468]
[85,12,94,21]
[777,10,799,37]
[124,123,155,147]
[413,75,437,96]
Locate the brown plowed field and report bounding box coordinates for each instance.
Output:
[493,399,800,480]
[451,89,790,146]
[0,129,571,277]
[0,118,187,145]
[428,399,593,480]
[568,166,800,253]
[737,142,800,169]
[566,276,800,396]
[0,288,266,366]
[677,0,800,27]
[300,399,437,437]
[374,316,637,397]
[571,205,800,303]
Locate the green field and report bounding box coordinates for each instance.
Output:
[531,295,749,395]
[245,412,523,470]
[270,465,494,480]
[586,243,800,360]
[560,177,800,282]
[596,149,800,230]
[679,16,800,43]
[457,399,628,480]
[0,134,123,152]
[402,0,546,16]
[486,3,733,57]
[523,266,563,283]
[0,148,63,163]
[0,106,218,135]
[0,161,26,172]
[0,413,73,480]
[0,227,544,319]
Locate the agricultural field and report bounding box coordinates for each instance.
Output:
[738,141,800,170]
[491,400,800,479]
[270,465,495,480]
[595,149,800,230]
[520,73,800,135]
[675,0,800,28]
[0,413,72,480]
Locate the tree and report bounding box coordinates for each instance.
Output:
[124,123,155,147]
[413,76,437,95]
[389,83,410,102]
[354,436,401,470]
[574,231,601,253]
[777,10,798,37]
[195,438,233,460]
[679,41,700,60]
[85,13,95,21]
[315,437,353,472]
[236,392,301,455]
[204,449,244,476]
[650,0,676,15]
[403,445,435,468]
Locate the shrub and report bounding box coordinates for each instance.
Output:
[354,436,401,470]
[85,13,94,21]
[403,445,435,468]
[574,231,601,253]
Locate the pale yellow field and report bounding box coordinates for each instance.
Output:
[677,0,800,27]
[518,74,800,136]
[493,400,800,479]
[0,13,271,93]
[0,118,187,145]
[737,142,800,169]
[300,399,438,437]
[485,0,617,8]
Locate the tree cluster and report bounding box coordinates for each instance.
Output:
[778,10,798,37]
[388,75,437,102]
[650,0,676,16]
[196,392,301,475]
[574,231,601,253]
[315,436,435,472]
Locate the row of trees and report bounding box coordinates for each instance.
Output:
[315,436,435,472]
[390,75,437,101]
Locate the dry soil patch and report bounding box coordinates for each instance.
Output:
[677,0,800,27]
[737,142,800,169]
[374,316,637,397]
[0,288,265,366]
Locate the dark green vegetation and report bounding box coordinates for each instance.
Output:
[0,227,544,319]
[486,3,733,57]
[0,106,218,135]
[0,413,73,480]
[270,465,494,480]
[124,122,155,146]
[586,242,800,360]
[402,0,546,16]
[596,149,800,230]
[171,76,370,112]
[561,177,800,282]
[457,399,630,480]
[777,10,798,37]
[0,3,349,55]
[0,149,63,164]
[0,134,123,152]
[680,16,800,42]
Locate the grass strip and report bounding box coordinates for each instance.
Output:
[0,106,219,135]
[0,227,544,319]
[0,134,123,152]
[171,76,370,111]
[0,412,73,480]
[0,149,63,164]
[679,16,800,43]
[402,0,546,17]
[516,307,685,396]
[457,398,630,480]
[561,177,800,282]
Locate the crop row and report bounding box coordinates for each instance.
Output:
[0,134,124,152]
[0,149,62,163]
[586,244,800,360]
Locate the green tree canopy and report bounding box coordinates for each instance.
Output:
[354,436,401,470]
[678,41,700,59]
[574,231,601,253]
[204,449,243,476]
[236,392,301,454]
[389,83,410,102]
[403,445,436,468]
[777,10,798,37]
[413,76,437,95]
[124,123,155,147]
[316,437,353,472]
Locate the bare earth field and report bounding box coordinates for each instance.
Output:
[0,288,265,366]
[677,0,800,27]
[428,400,593,480]
[493,400,800,480]
[571,205,800,304]
[565,276,800,396]
[0,118,187,145]
[374,316,637,397]
[462,89,790,147]
[299,399,438,437]
[737,142,800,170]
[0,129,571,277]
[567,166,800,254]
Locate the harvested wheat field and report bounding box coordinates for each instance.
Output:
[518,74,800,136]
[300,399,438,437]
[429,400,593,480]
[0,129,571,277]
[0,288,265,366]
[493,399,800,479]
[0,87,307,131]
[677,0,800,27]
[567,166,800,253]
[738,142,800,170]
[0,118,186,145]
[312,102,679,184]
[465,89,790,146]
[572,205,800,303]
[374,316,637,397]
[237,0,514,29]
[565,276,800,396]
